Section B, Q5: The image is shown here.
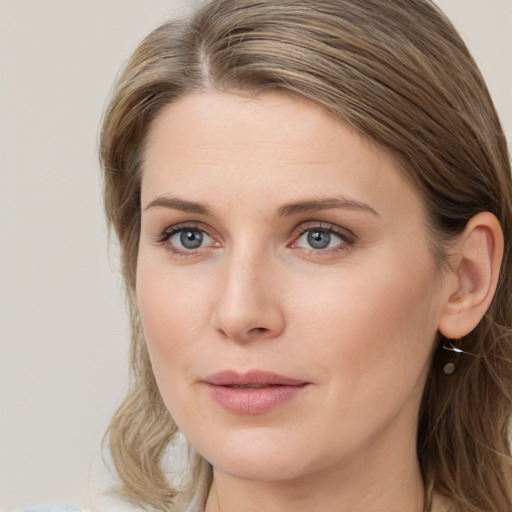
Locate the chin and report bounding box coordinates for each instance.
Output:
[208,452,311,482]
[189,425,327,483]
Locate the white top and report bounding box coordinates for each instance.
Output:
[21,506,85,512]
[20,501,202,512]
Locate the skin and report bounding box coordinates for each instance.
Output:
[137,91,453,512]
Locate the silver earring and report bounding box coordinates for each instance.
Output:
[442,340,461,375]
[442,340,464,354]
[441,339,479,375]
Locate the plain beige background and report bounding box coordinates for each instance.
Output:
[0,1,510,511]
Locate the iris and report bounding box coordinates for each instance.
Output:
[180,230,203,249]
[307,230,331,249]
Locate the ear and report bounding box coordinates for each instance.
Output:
[438,212,504,339]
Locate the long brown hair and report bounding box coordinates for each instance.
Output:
[99,1,512,510]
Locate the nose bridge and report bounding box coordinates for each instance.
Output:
[212,239,284,341]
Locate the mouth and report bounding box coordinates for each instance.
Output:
[203,369,307,386]
[202,370,309,415]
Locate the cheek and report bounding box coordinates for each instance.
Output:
[136,270,211,433]
[137,254,213,335]
[290,256,440,392]
[136,262,211,388]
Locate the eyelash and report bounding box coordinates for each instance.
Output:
[153,222,356,256]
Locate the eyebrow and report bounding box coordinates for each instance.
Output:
[276,197,379,217]
[144,196,212,215]
[144,195,379,218]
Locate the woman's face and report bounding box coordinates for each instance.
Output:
[137,92,447,483]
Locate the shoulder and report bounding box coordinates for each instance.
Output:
[20,506,85,512]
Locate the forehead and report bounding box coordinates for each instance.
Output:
[141,91,423,221]
[144,91,378,168]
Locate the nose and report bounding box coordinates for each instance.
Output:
[211,249,286,343]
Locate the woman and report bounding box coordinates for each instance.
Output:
[99,0,512,511]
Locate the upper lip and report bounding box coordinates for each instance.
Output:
[203,370,307,387]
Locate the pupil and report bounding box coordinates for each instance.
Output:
[307,230,330,249]
[180,230,203,249]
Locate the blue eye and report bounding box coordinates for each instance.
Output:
[163,227,215,251]
[292,226,353,252]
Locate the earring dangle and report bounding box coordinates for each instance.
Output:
[443,362,456,375]
[442,339,463,375]
[441,339,480,374]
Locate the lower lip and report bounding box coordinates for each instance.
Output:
[206,383,308,415]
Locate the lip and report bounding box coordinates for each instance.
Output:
[202,370,309,415]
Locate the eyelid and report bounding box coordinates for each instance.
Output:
[154,221,212,241]
[295,221,355,240]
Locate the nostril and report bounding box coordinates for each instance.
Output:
[250,327,269,334]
